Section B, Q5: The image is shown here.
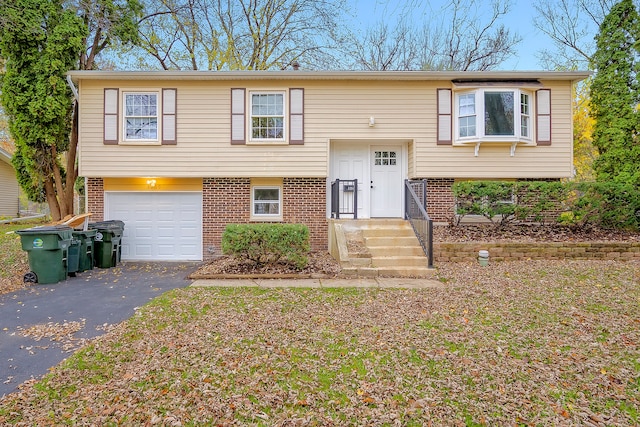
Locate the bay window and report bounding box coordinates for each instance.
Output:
[455,88,532,142]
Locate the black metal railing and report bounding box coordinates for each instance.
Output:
[404,179,434,268]
[331,179,358,219]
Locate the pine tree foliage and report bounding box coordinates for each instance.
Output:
[589,0,640,185]
[0,0,142,220]
[0,0,86,211]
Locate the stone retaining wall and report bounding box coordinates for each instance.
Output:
[434,241,640,262]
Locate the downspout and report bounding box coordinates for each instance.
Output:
[66,75,85,213]
[66,75,79,102]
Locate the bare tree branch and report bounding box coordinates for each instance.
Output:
[532,0,617,69]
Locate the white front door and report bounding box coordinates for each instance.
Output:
[370,146,403,217]
[331,144,368,218]
[330,142,406,219]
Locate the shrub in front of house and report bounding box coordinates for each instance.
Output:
[221,223,310,269]
[452,181,567,227]
[452,180,640,231]
[565,182,640,231]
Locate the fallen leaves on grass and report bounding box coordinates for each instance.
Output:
[1,260,638,425]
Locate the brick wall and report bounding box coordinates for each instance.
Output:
[283,178,327,252]
[426,178,455,223]
[435,241,640,262]
[202,178,251,258]
[203,177,328,260]
[86,178,104,221]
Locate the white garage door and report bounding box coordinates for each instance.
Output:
[106,192,202,261]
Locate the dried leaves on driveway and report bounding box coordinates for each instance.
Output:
[1,260,638,426]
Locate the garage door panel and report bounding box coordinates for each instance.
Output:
[106,192,202,261]
[179,226,198,236]
[179,246,199,257]
[157,226,176,238]
[157,244,176,256]
[134,245,152,257]
[157,211,175,221]
[135,226,153,238]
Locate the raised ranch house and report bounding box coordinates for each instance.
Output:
[0,147,19,218]
[67,70,589,268]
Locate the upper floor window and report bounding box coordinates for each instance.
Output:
[250,92,285,141]
[455,89,532,142]
[124,92,158,141]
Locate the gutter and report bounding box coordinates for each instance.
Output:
[66,74,79,101]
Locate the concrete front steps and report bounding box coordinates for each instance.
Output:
[330,219,435,278]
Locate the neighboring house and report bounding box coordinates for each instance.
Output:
[0,147,19,218]
[67,70,589,261]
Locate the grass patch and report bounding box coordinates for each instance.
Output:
[0,220,47,294]
[1,261,638,425]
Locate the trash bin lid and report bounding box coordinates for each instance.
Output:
[16,225,73,234]
[89,220,125,230]
[72,229,98,237]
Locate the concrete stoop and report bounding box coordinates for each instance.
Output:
[331,219,435,278]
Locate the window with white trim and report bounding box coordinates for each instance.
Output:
[454,89,532,142]
[252,186,282,218]
[250,92,285,141]
[124,92,158,141]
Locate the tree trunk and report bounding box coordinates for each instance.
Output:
[64,104,80,215]
[51,154,69,218]
[44,178,62,221]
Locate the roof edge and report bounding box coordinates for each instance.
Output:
[67,70,592,82]
[0,147,12,164]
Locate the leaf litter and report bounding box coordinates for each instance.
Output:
[1,259,638,425]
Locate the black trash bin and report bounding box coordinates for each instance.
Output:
[16,225,73,284]
[89,221,125,268]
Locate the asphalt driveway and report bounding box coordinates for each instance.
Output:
[0,262,196,397]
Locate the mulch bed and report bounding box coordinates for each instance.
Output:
[191,224,640,279]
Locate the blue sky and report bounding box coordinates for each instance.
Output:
[348,0,559,70]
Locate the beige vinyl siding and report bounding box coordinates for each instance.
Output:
[0,159,19,217]
[412,80,574,179]
[78,78,575,179]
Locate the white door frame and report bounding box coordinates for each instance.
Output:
[329,141,408,219]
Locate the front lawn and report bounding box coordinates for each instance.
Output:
[1,260,638,425]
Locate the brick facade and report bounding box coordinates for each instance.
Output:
[282,178,327,252]
[202,178,251,258]
[425,178,456,223]
[202,177,327,260]
[88,177,327,261]
[86,177,104,222]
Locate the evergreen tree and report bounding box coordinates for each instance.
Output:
[0,0,141,220]
[0,0,86,215]
[589,0,640,185]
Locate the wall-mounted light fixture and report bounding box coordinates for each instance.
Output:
[369,116,375,127]
[146,179,157,189]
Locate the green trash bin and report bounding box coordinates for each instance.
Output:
[72,229,96,272]
[89,221,125,268]
[67,238,81,276]
[16,225,73,284]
